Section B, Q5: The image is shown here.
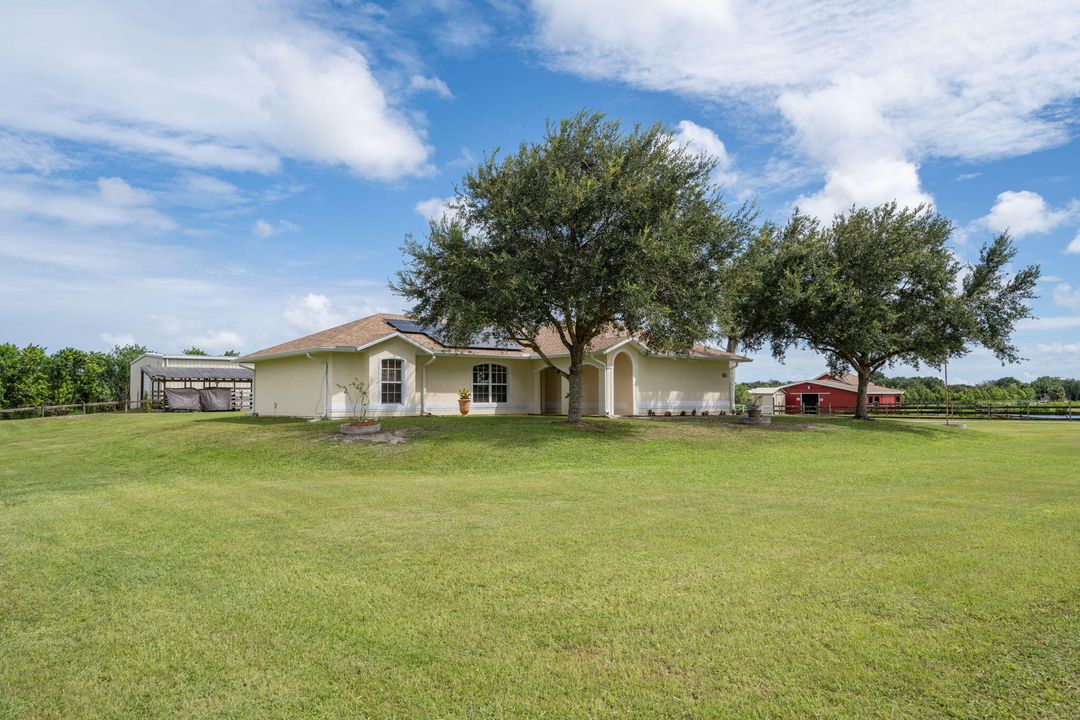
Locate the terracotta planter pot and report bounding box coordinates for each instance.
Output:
[458,399,471,415]
[340,421,381,436]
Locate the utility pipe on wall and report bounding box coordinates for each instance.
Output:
[305,352,329,419]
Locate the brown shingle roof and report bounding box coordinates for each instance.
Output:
[241,313,750,362]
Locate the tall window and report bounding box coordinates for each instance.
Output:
[472,363,508,403]
[381,358,403,404]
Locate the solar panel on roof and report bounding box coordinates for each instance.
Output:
[385,318,521,351]
[385,318,425,334]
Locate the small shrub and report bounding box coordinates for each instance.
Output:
[702,410,709,416]
[691,408,697,416]
[663,410,672,417]
[680,410,687,416]
[647,409,656,416]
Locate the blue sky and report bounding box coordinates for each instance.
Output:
[1,0,1078,383]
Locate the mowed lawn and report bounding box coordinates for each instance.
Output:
[1,414,1077,719]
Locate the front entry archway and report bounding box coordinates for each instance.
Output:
[613,352,634,416]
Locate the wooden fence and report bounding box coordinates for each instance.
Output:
[1,390,252,419]
[775,402,1076,420]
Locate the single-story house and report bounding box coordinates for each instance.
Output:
[239,313,750,418]
[777,372,903,414]
[129,353,254,410]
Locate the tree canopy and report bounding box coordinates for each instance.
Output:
[732,203,1040,419]
[394,111,751,422]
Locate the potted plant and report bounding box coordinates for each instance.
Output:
[458,388,472,415]
[746,397,762,419]
[336,378,381,435]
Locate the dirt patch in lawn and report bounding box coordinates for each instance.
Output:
[329,428,416,445]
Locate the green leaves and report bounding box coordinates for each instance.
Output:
[730,203,1040,418]
[394,110,747,420]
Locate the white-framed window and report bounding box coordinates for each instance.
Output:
[472,363,508,404]
[381,358,403,404]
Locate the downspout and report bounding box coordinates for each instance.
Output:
[421,355,437,415]
[305,352,329,419]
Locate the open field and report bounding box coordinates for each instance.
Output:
[1,413,1077,718]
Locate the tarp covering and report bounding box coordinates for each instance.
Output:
[165,387,201,410]
[199,387,233,411]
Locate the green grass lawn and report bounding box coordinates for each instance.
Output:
[1,413,1077,719]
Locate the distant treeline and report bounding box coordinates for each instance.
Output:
[0,344,149,409]
[738,374,1080,405]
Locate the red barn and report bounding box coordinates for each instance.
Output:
[778,373,903,414]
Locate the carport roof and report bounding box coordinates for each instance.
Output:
[142,366,253,381]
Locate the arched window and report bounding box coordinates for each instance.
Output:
[472,363,508,403]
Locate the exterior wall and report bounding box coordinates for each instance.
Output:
[540,366,563,414]
[253,353,329,417]
[782,382,900,413]
[425,355,534,415]
[629,346,734,414]
[129,355,164,405]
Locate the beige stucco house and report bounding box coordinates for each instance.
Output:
[239,313,749,418]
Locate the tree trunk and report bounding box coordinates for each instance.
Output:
[855,368,871,420]
[566,350,584,424]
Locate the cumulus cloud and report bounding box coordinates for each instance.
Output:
[283,293,350,333]
[672,120,737,189]
[981,190,1072,237]
[409,74,453,99]
[1066,231,1080,255]
[252,218,300,238]
[97,177,154,207]
[0,1,432,179]
[413,196,458,222]
[531,0,1080,217]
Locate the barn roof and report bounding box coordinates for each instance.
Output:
[142,366,254,381]
[240,312,750,362]
[778,373,903,394]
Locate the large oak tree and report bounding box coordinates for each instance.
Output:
[394,111,751,423]
[732,203,1040,419]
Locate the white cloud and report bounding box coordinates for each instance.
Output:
[413,195,458,222]
[1066,231,1080,255]
[531,0,1080,218]
[672,120,737,190]
[1051,283,1080,310]
[282,293,351,333]
[1018,316,1080,332]
[97,177,153,207]
[252,218,299,238]
[184,329,244,354]
[0,174,174,230]
[0,1,432,179]
[100,332,137,347]
[981,190,1072,237]
[0,131,69,173]
[409,74,453,99]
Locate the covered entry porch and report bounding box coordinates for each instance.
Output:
[533,350,636,417]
